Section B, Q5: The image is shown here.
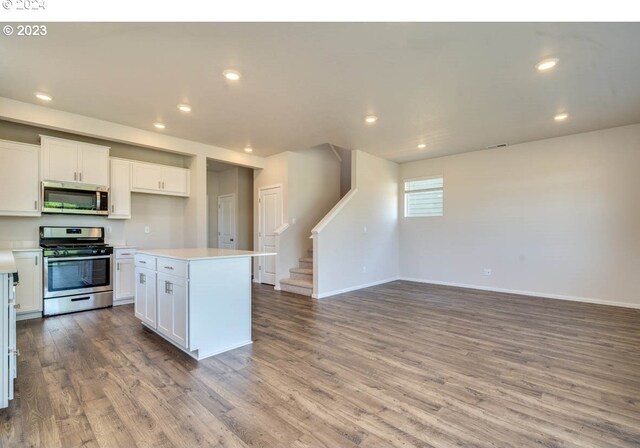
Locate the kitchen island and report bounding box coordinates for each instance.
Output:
[0,251,17,408]
[134,248,275,360]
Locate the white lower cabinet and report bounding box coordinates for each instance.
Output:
[13,251,43,317]
[1,272,18,409]
[156,273,188,349]
[133,252,252,360]
[134,267,156,328]
[114,248,136,304]
[135,258,189,349]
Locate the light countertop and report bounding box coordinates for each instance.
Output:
[0,251,17,274]
[136,248,276,261]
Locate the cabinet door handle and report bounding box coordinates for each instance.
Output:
[162,181,165,189]
[35,256,38,266]
[13,304,20,310]
[117,262,120,271]
[164,266,173,270]
[34,200,38,210]
[139,273,145,284]
[79,172,83,182]
[139,260,146,264]
[74,172,77,181]
[158,181,161,189]
[111,204,114,213]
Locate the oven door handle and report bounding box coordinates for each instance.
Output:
[45,255,112,262]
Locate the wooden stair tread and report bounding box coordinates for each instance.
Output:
[280,278,313,288]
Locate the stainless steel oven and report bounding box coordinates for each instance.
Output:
[40,226,113,316]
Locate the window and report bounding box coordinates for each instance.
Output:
[404,176,443,217]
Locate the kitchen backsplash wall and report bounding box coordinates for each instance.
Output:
[0,193,186,249]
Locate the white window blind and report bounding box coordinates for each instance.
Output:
[404,176,443,217]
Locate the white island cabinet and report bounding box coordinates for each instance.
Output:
[134,248,275,360]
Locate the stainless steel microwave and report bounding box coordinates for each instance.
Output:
[42,181,109,215]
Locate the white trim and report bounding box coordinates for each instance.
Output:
[113,298,134,306]
[194,340,253,361]
[398,277,640,310]
[312,277,400,299]
[16,311,42,321]
[273,222,290,235]
[328,144,342,162]
[311,188,358,235]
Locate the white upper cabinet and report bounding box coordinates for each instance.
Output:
[78,143,110,186]
[41,135,109,187]
[0,140,40,217]
[109,158,131,219]
[131,162,163,191]
[161,166,190,196]
[131,160,189,197]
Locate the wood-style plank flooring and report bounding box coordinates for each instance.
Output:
[1,281,640,447]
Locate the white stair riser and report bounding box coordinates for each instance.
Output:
[299,260,312,269]
[290,271,313,281]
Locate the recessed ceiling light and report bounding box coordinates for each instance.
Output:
[153,122,166,129]
[177,104,191,112]
[536,58,559,71]
[244,147,253,153]
[223,70,241,81]
[34,92,52,101]
[554,113,568,121]
[365,115,378,124]
[417,143,426,149]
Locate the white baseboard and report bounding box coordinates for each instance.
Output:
[17,311,42,321]
[113,298,134,306]
[398,277,640,310]
[313,277,400,299]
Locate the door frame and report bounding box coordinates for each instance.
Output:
[217,193,237,249]
[257,184,283,284]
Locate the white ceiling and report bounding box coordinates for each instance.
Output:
[1,23,639,162]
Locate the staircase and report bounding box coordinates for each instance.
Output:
[280,248,313,297]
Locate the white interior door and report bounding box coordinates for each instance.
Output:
[258,186,282,285]
[218,194,237,249]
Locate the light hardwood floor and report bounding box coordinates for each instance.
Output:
[1,281,640,447]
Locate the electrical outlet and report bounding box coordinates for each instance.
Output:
[144,226,150,234]
[483,268,492,276]
[106,226,112,234]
